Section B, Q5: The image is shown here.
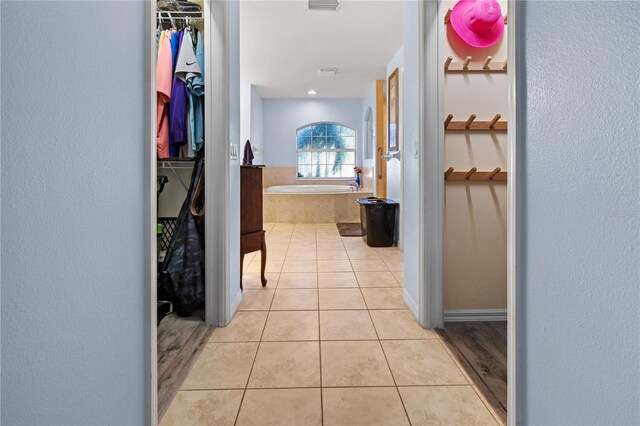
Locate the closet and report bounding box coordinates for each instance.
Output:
[154,0,212,420]
[437,0,509,423]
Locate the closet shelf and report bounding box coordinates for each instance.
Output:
[158,158,196,169]
[445,167,507,181]
[444,8,507,25]
[445,56,507,73]
[445,114,508,131]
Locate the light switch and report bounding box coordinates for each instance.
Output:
[230,143,239,160]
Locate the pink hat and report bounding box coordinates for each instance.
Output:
[450,0,504,48]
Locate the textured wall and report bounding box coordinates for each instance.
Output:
[262,98,363,167]
[519,1,640,423]
[1,1,147,424]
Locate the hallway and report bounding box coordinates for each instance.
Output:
[161,224,500,425]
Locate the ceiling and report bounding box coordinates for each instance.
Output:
[240,0,403,99]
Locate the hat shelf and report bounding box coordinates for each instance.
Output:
[444,8,507,25]
[444,167,507,181]
[445,114,508,131]
[445,56,507,73]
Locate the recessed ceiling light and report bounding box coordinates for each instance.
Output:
[307,90,317,95]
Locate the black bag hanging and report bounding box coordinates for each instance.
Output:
[159,148,205,316]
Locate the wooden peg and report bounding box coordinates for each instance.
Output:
[463,56,472,70]
[489,114,502,129]
[502,59,508,70]
[465,167,478,180]
[488,167,501,180]
[504,13,508,24]
[445,167,455,180]
[483,56,493,70]
[444,8,452,24]
[444,114,454,129]
[444,56,453,71]
[465,114,477,129]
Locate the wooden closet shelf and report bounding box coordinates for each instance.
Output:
[445,167,508,181]
[445,114,508,131]
[445,8,507,25]
[445,56,507,73]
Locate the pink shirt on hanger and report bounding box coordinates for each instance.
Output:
[156,31,173,159]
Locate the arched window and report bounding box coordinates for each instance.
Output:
[296,123,357,178]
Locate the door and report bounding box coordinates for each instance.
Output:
[375,80,387,198]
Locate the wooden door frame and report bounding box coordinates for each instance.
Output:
[375,80,387,198]
[419,1,520,424]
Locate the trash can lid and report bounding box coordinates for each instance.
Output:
[357,197,399,205]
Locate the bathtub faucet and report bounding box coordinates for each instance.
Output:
[348,181,359,192]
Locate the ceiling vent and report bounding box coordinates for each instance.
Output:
[308,0,340,11]
[318,68,337,77]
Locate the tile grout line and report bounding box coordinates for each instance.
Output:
[314,225,325,426]
[233,233,289,426]
[354,249,413,426]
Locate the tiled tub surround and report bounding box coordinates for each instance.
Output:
[263,166,374,192]
[264,192,373,223]
[263,166,374,223]
[160,223,502,426]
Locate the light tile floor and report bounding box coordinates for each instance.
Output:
[161,223,501,426]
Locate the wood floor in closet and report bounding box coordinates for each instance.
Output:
[157,310,212,421]
[437,321,507,424]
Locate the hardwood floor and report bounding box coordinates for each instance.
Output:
[437,321,507,424]
[157,310,212,421]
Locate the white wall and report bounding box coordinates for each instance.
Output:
[240,84,264,165]
[262,98,363,167]
[228,0,242,317]
[1,1,147,423]
[401,1,420,313]
[519,1,640,423]
[361,81,377,170]
[386,45,404,246]
[250,85,264,165]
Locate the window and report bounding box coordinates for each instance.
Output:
[296,123,356,179]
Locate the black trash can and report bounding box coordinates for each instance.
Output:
[357,197,399,247]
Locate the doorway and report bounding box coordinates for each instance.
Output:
[149,1,518,424]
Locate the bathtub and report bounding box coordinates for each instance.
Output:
[266,184,355,194]
[263,185,373,223]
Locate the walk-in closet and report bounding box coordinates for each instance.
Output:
[153,0,211,419]
[437,0,509,422]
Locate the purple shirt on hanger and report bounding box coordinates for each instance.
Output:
[169,31,188,157]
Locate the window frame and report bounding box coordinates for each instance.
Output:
[295,122,358,180]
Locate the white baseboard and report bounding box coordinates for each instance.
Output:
[444,309,507,322]
[228,291,243,323]
[403,288,419,320]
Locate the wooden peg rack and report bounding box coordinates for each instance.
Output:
[444,8,507,25]
[445,167,507,181]
[445,56,507,73]
[445,114,507,131]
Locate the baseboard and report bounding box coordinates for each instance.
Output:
[403,288,419,320]
[228,291,243,324]
[444,309,507,322]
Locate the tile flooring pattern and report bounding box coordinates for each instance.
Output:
[161,224,501,426]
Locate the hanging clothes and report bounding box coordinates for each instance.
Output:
[191,30,205,152]
[155,17,205,160]
[156,31,173,159]
[169,31,189,156]
[175,29,201,157]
